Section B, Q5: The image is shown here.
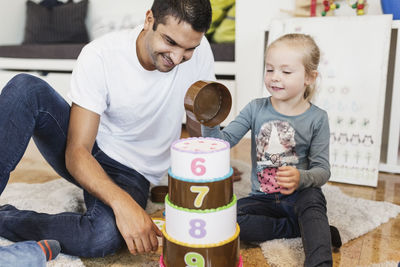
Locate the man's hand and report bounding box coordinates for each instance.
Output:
[276,166,300,195]
[112,194,163,255]
[66,104,163,255]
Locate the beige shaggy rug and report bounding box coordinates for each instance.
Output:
[1,159,400,267]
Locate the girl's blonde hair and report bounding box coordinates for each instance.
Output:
[267,33,320,101]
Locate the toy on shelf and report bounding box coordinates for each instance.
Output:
[281,0,325,17]
[348,0,367,15]
[381,0,400,20]
[322,0,340,16]
[283,0,368,17]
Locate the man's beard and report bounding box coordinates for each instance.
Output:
[153,53,175,73]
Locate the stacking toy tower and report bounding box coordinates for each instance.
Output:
[160,137,242,267]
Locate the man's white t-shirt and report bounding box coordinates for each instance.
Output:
[68,25,215,185]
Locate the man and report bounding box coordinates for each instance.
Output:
[0,0,214,257]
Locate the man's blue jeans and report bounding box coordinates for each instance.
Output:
[237,187,332,267]
[0,74,150,257]
[0,241,46,267]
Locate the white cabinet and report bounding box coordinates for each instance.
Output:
[217,79,236,126]
[0,70,71,104]
[380,21,400,174]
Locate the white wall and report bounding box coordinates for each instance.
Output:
[0,0,152,45]
[0,0,26,45]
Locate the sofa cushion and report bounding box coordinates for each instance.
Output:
[210,43,234,61]
[0,42,234,63]
[0,43,234,62]
[23,0,89,44]
[38,0,64,9]
[0,44,86,59]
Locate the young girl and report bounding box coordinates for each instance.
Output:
[202,33,339,266]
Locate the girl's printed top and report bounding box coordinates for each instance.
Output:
[202,97,330,195]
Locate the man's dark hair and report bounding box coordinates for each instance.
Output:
[151,0,212,33]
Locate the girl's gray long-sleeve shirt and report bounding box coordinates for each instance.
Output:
[202,97,330,195]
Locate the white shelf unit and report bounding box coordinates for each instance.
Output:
[215,61,236,76]
[214,61,236,126]
[380,21,400,174]
[0,70,71,103]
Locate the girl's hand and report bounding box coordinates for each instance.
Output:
[276,166,300,195]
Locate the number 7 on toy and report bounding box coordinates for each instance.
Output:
[190,186,210,208]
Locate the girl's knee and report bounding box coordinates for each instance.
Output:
[295,187,327,215]
[237,212,247,226]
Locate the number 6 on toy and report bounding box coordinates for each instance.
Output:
[191,158,206,176]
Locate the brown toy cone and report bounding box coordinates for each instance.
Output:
[184,81,232,127]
